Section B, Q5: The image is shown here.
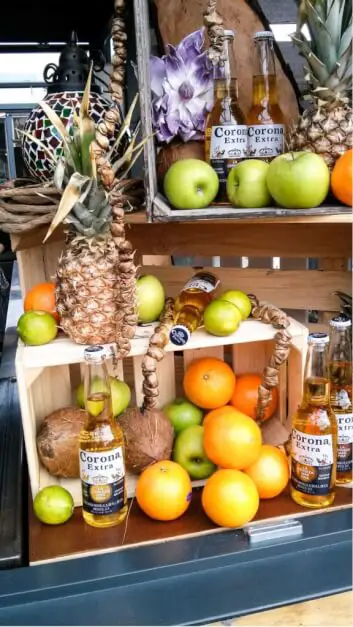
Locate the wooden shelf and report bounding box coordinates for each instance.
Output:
[16,317,306,370]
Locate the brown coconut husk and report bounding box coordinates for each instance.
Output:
[37,407,86,478]
[118,408,174,474]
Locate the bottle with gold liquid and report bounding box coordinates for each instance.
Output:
[246,31,286,160]
[205,29,247,200]
[290,333,337,509]
[169,271,219,346]
[329,315,352,484]
[79,346,127,528]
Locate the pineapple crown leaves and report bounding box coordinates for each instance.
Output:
[291,0,352,101]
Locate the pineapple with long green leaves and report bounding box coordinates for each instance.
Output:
[32,70,146,345]
[289,0,352,168]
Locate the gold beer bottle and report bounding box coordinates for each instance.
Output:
[290,333,337,509]
[329,315,352,484]
[79,346,127,528]
[169,271,220,346]
[205,30,247,200]
[246,31,286,160]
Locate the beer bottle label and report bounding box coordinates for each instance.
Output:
[336,413,353,473]
[80,446,126,515]
[210,124,248,161]
[290,428,334,496]
[248,124,284,158]
[184,272,219,294]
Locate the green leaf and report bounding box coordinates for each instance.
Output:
[107,93,139,161]
[43,172,92,242]
[39,99,81,171]
[339,22,353,57]
[112,133,153,175]
[79,64,96,176]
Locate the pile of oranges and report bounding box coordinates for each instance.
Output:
[136,356,290,528]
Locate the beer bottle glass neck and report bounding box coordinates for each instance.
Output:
[251,37,278,105]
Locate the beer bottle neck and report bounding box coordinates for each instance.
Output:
[252,38,278,106]
[329,327,352,363]
[303,344,331,406]
[214,35,237,99]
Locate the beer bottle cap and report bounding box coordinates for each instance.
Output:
[308,332,329,345]
[84,345,106,362]
[224,29,235,38]
[254,30,274,40]
[169,325,191,347]
[329,315,352,328]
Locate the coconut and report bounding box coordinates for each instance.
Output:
[118,407,174,474]
[37,407,86,478]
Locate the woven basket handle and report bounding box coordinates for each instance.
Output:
[203,0,225,66]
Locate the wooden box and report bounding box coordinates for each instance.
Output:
[16,317,307,507]
[132,0,352,223]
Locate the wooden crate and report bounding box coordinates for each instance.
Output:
[16,317,308,507]
[132,0,352,223]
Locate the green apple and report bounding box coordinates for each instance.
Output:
[163,397,203,434]
[136,274,165,323]
[164,159,219,210]
[219,290,252,320]
[76,376,131,417]
[173,425,216,480]
[226,159,272,208]
[204,299,242,336]
[266,151,330,209]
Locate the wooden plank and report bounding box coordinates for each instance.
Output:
[29,486,352,565]
[129,223,352,258]
[138,266,351,311]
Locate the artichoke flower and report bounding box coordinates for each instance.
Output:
[150,29,214,144]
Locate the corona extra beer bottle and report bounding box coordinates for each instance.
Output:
[205,30,247,200]
[290,333,337,509]
[329,315,352,484]
[246,31,286,160]
[79,346,127,528]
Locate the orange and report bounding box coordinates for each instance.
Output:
[203,405,262,469]
[202,469,259,527]
[244,444,289,499]
[135,460,192,521]
[24,282,59,321]
[331,149,352,207]
[230,373,278,421]
[183,357,236,410]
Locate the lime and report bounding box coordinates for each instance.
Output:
[17,310,58,346]
[219,290,252,320]
[204,299,242,336]
[33,485,74,525]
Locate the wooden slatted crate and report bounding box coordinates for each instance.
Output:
[16,316,307,507]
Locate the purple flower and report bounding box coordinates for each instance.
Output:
[150,28,214,144]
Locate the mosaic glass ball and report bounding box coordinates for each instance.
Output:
[22,91,111,183]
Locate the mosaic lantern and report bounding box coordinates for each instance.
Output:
[22,32,111,183]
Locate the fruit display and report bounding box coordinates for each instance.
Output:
[118,408,174,475]
[76,377,131,418]
[288,0,352,169]
[230,373,278,421]
[244,445,289,500]
[17,311,58,346]
[24,282,59,321]
[202,469,260,528]
[219,290,252,320]
[36,408,86,478]
[266,152,330,209]
[163,398,203,434]
[136,274,165,323]
[203,299,242,337]
[226,160,271,209]
[172,425,216,480]
[135,460,192,521]
[183,357,236,410]
[33,486,74,525]
[331,149,352,207]
[163,159,219,210]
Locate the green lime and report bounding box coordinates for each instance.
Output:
[204,299,242,336]
[33,486,74,525]
[17,310,58,345]
[219,290,252,320]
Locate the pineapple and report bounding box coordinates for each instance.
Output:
[289,0,353,169]
[37,72,144,346]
